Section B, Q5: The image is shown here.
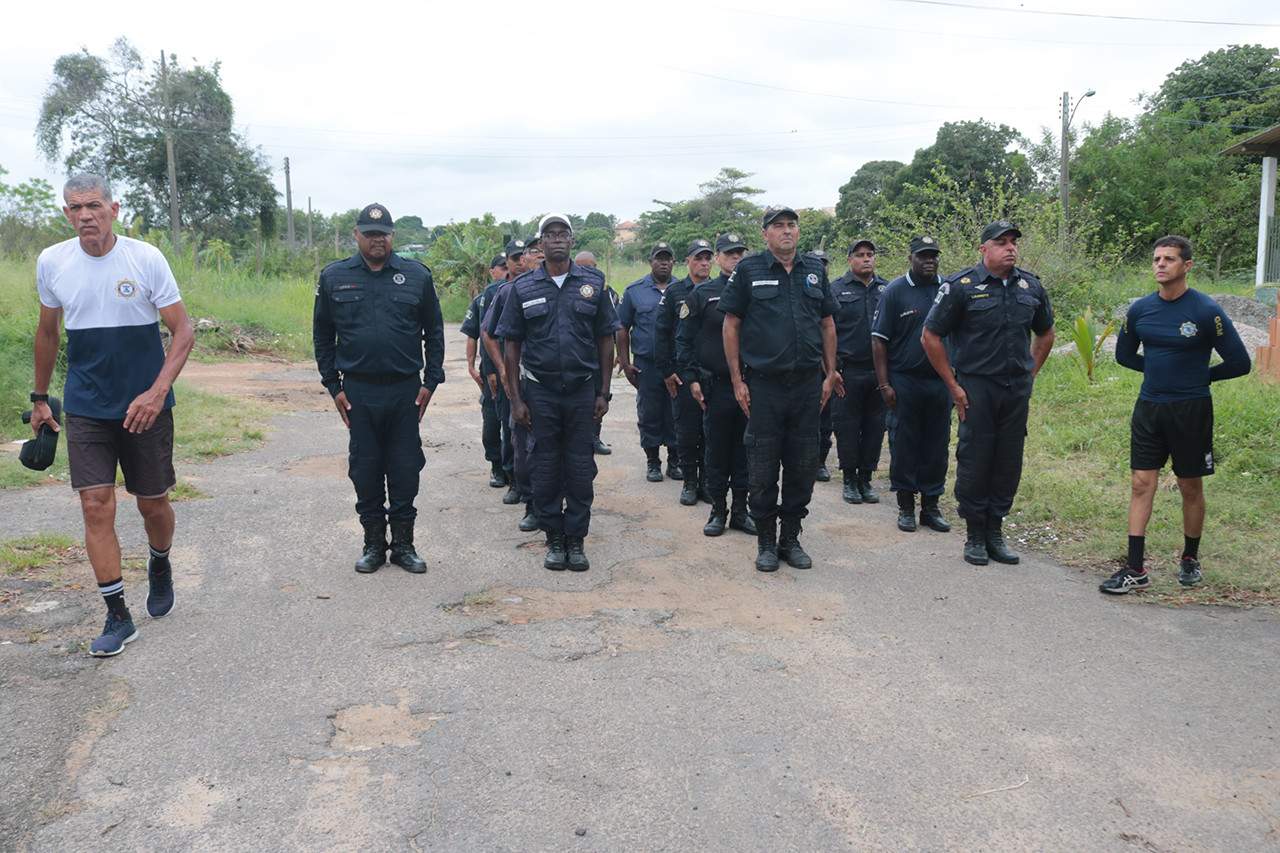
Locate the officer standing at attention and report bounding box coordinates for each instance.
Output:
[657,238,714,506]
[497,214,621,571]
[676,232,756,537]
[32,173,195,657]
[721,207,843,572]
[1101,235,1250,594]
[871,236,952,533]
[575,250,617,456]
[462,253,510,491]
[618,242,680,482]
[314,203,446,574]
[482,239,537,521]
[921,221,1054,566]
[809,248,834,483]
[830,238,891,505]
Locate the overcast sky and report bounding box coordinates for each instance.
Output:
[1,0,1277,228]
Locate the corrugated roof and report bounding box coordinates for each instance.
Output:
[1220,123,1280,157]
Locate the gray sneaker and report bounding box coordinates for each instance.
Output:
[1178,557,1203,587]
[1100,566,1150,595]
[90,612,138,657]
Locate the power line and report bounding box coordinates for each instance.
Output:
[885,0,1280,27]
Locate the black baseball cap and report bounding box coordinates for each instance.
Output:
[811,249,829,263]
[490,254,507,268]
[356,203,393,234]
[980,221,1021,243]
[762,206,798,227]
[649,241,675,259]
[847,239,875,255]
[686,238,713,258]
[19,396,61,471]
[909,235,941,255]
[504,238,527,258]
[716,232,747,252]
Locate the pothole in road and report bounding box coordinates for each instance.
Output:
[328,700,448,752]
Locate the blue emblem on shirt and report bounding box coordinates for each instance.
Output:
[1180,321,1198,338]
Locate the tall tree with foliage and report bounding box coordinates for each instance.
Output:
[36,37,278,243]
[425,214,504,297]
[638,167,766,250]
[835,159,904,235]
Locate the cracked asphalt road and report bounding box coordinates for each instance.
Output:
[2,324,1278,852]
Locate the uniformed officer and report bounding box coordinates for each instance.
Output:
[576,250,617,456]
[675,232,756,537]
[921,221,1055,566]
[314,203,446,574]
[720,207,843,572]
[497,213,621,571]
[871,235,952,533]
[618,242,681,482]
[810,248,835,483]
[830,238,891,505]
[462,253,510,490]
[657,238,714,505]
[482,239,539,528]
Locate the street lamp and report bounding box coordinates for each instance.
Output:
[1059,89,1096,234]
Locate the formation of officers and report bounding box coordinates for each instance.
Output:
[446,206,1058,574]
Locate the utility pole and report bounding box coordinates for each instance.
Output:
[284,157,296,256]
[1059,89,1096,242]
[307,196,314,249]
[161,51,181,257]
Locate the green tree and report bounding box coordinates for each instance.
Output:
[1147,44,1280,131]
[796,208,839,255]
[0,166,69,257]
[36,37,278,243]
[425,214,504,297]
[637,167,766,251]
[835,159,904,235]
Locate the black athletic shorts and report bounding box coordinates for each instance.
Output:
[66,409,177,498]
[1129,397,1214,478]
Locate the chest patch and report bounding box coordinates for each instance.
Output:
[580,283,595,298]
[806,274,819,286]
[393,273,406,285]
[116,280,137,299]
[1180,321,1198,338]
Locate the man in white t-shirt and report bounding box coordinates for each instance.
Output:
[31,173,195,657]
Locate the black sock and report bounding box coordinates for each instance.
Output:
[1183,536,1200,561]
[1127,535,1145,571]
[149,544,171,575]
[98,578,130,619]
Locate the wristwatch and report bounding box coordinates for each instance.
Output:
[30,392,49,403]
[596,391,613,401]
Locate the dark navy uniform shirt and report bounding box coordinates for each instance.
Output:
[829,271,890,366]
[718,249,837,373]
[617,274,670,360]
[495,263,621,387]
[923,262,1053,377]
[1115,287,1250,402]
[313,251,446,397]
[467,277,507,377]
[654,276,696,377]
[871,271,945,375]
[675,273,732,382]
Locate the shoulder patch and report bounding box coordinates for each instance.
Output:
[933,281,950,305]
[678,302,690,319]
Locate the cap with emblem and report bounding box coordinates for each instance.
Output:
[762,206,798,227]
[649,241,674,259]
[686,238,713,258]
[356,203,394,234]
[504,238,526,258]
[847,238,875,256]
[909,235,941,255]
[538,212,572,235]
[715,232,747,253]
[980,221,1021,243]
[811,249,829,263]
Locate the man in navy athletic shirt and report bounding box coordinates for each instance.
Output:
[1101,235,1251,594]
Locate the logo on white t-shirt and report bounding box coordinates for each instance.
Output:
[116,280,137,299]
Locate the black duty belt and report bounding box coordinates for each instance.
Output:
[343,372,418,386]
[744,366,819,386]
[522,371,593,395]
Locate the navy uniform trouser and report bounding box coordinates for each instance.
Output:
[886,372,951,496]
[343,376,426,525]
[743,371,822,527]
[634,354,676,449]
[702,376,748,500]
[953,372,1032,521]
[523,379,597,537]
[818,398,833,460]
[480,377,513,477]
[832,366,886,472]
[511,416,533,502]
[673,381,704,475]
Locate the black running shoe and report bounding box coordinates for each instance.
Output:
[1099,566,1150,595]
[1178,557,1203,587]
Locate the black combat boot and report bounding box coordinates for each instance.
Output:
[777,517,813,569]
[964,518,989,565]
[666,446,682,481]
[815,448,831,482]
[354,520,387,573]
[755,519,779,572]
[388,519,427,573]
[729,490,756,535]
[518,501,539,532]
[544,530,568,571]
[680,470,700,506]
[857,470,880,504]
[985,516,1020,564]
[565,536,589,571]
[502,480,521,504]
[919,494,951,532]
[703,497,728,536]
[842,469,862,504]
[645,446,663,482]
[593,420,611,455]
[897,491,917,532]
[489,460,506,488]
